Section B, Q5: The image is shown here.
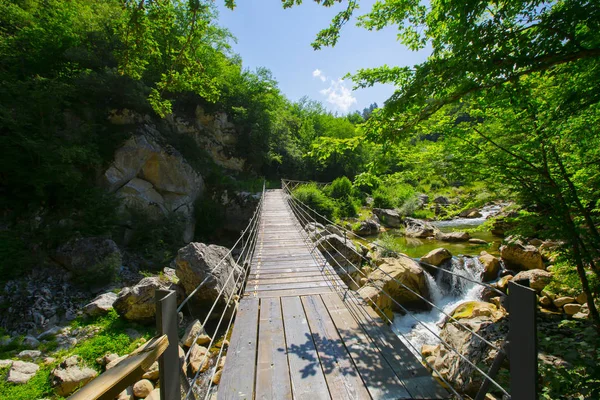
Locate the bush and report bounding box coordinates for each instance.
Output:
[398,196,421,217]
[327,176,353,199]
[373,183,415,209]
[353,172,381,194]
[293,184,337,222]
[336,197,359,218]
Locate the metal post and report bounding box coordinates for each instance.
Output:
[508,281,537,399]
[156,289,180,400]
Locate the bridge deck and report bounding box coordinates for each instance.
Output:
[218,190,448,400]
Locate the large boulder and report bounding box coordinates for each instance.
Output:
[403,218,440,238]
[54,237,122,284]
[175,243,243,319]
[103,132,204,243]
[500,238,544,270]
[512,269,552,292]
[51,355,98,396]
[353,219,380,236]
[114,277,183,323]
[315,234,364,269]
[479,252,501,282]
[424,301,507,396]
[358,257,431,319]
[436,231,471,242]
[373,208,402,228]
[83,292,117,317]
[6,361,39,384]
[420,248,452,266]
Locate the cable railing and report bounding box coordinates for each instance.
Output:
[281,178,534,400]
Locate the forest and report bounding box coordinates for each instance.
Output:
[0,0,599,399]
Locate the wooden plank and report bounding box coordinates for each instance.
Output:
[301,295,372,400]
[341,293,449,399]
[250,275,334,284]
[218,298,259,400]
[322,293,412,399]
[281,296,331,400]
[255,298,293,400]
[253,286,336,298]
[248,271,329,280]
[254,280,338,292]
[69,335,169,400]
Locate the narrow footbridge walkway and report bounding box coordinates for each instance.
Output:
[217,190,448,400]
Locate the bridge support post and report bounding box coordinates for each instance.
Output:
[156,289,180,400]
[508,281,537,399]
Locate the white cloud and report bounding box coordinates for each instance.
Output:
[319,78,357,112]
[312,68,326,82]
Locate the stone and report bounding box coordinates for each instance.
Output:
[103,132,204,243]
[572,311,589,320]
[142,361,159,380]
[17,350,41,360]
[467,211,482,218]
[492,275,513,292]
[96,353,119,367]
[23,335,40,348]
[479,252,501,282]
[0,359,13,368]
[469,238,488,245]
[459,208,480,218]
[38,326,63,340]
[83,292,117,317]
[43,357,56,365]
[133,379,154,398]
[528,238,544,247]
[51,355,98,396]
[315,234,364,271]
[403,218,440,238]
[189,344,210,373]
[500,239,544,271]
[563,303,582,315]
[182,320,211,347]
[420,248,452,266]
[539,296,552,307]
[358,257,431,317]
[353,219,380,236]
[553,297,575,308]
[212,369,223,385]
[576,292,587,304]
[450,301,506,322]
[325,224,344,237]
[117,386,134,400]
[372,208,402,228]
[421,344,437,358]
[7,361,40,384]
[436,231,471,242]
[175,243,243,319]
[512,269,552,292]
[146,388,162,400]
[114,276,183,323]
[433,196,451,205]
[54,237,122,284]
[106,354,128,370]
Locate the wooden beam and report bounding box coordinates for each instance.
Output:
[69,335,169,400]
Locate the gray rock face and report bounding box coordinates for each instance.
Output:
[114,277,183,323]
[7,361,40,384]
[436,231,471,242]
[51,355,98,396]
[23,335,40,348]
[315,234,364,270]
[373,208,402,228]
[500,238,544,270]
[17,350,42,360]
[404,218,440,238]
[103,132,204,243]
[55,237,122,284]
[83,292,117,317]
[175,243,243,319]
[353,219,380,236]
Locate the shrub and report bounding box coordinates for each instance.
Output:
[398,196,421,217]
[293,184,337,222]
[336,197,359,218]
[327,176,353,199]
[373,183,415,209]
[352,172,381,194]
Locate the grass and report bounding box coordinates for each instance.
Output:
[0,310,154,399]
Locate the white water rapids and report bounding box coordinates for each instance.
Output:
[392,257,485,357]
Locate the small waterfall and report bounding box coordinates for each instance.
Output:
[393,256,485,357]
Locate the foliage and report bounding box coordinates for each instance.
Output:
[327,176,353,199]
[352,172,381,194]
[293,184,337,222]
[372,182,415,209]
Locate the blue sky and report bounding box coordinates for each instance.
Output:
[216,0,430,114]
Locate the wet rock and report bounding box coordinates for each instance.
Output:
[420,248,452,266]
[83,292,117,317]
[114,276,183,323]
[54,237,122,284]
[479,252,501,282]
[51,355,98,396]
[7,361,39,384]
[512,269,552,292]
[175,243,243,320]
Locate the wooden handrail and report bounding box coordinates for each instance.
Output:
[69,334,169,400]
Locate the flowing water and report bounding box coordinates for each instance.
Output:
[392,257,486,357]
